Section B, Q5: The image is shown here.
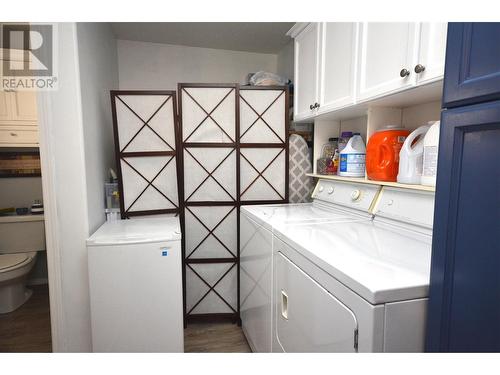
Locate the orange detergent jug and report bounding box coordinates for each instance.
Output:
[366,125,410,181]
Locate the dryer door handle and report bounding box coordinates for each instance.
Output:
[281,290,289,320]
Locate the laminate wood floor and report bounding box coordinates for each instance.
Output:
[0,284,52,353]
[0,284,250,353]
[184,322,252,353]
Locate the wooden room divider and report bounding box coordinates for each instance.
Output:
[111,86,289,324]
[110,91,181,218]
[179,84,289,323]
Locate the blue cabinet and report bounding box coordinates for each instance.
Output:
[443,23,500,108]
[427,22,500,352]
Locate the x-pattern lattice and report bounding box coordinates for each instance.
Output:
[182,88,235,143]
[116,95,175,152]
[185,148,236,202]
[186,206,236,259]
[122,156,178,212]
[240,148,285,200]
[240,90,285,143]
[187,263,237,314]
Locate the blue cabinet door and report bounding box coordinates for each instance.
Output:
[443,23,500,108]
[426,100,500,352]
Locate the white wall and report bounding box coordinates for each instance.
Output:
[277,40,294,81]
[39,22,118,352]
[77,23,119,234]
[117,39,278,89]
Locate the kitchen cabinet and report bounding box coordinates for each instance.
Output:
[356,22,418,102]
[427,22,500,352]
[442,22,500,108]
[293,23,320,121]
[0,90,38,147]
[318,22,358,112]
[415,23,448,85]
[290,22,447,121]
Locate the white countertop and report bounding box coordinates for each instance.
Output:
[0,214,44,223]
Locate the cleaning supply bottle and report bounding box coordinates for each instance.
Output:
[397,124,431,184]
[421,121,440,186]
[365,125,410,182]
[338,135,366,178]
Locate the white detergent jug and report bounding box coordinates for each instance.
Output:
[397,124,430,184]
[339,134,366,177]
[421,121,440,186]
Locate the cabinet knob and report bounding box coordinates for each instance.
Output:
[399,68,410,78]
[414,64,426,74]
[314,102,320,109]
[309,104,314,110]
[10,132,18,137]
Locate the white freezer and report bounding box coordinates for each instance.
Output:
[87,217,183,353]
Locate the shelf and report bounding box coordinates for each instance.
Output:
[0,214,44,223]
[306,173,435,192]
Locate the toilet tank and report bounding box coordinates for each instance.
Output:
[0,215,45,254]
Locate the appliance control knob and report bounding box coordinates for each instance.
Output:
[318,185,324,192]
[388,199,394,206]
[327,187,334,195]
[351,190,361,201]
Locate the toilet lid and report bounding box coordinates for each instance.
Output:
[0,253,29,271]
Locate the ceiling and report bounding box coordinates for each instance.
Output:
[111,22,294,54]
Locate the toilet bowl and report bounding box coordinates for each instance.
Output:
[0,252,37,314]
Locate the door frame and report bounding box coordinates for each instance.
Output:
[36,91,66,351]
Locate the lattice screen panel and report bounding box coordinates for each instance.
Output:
[179,84,239,322]
[239,87,289,204]
[111,91,180,218]
[179,84,289,323]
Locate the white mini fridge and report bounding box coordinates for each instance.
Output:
[87,217,183,352]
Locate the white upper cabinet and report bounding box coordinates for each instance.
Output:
[0,90,38,125]
[11,91,38,122]
[356,22,419,102]
[414,23,448,85]
[0,92,10,122]
[289,22,447,121]
[293,23,320,120]
[318,23,358,112]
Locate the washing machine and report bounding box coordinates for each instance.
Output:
[240,179,381,352]
[272,187,434,352]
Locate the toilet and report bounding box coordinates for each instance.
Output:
[0,252,38,313]
[0,214,45,314]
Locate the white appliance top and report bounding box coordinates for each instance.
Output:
[86,217,181,246]
[274,220,432,304]
[241,180,381,230]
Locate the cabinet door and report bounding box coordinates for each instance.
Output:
[415,23,448,85]
[294,23,320,120]
[357,22,418,101]
[426,100,500,352]
[0,91,12,122]
[11,91,38,122]
[319,22,357,112]
[443,23,500,108]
